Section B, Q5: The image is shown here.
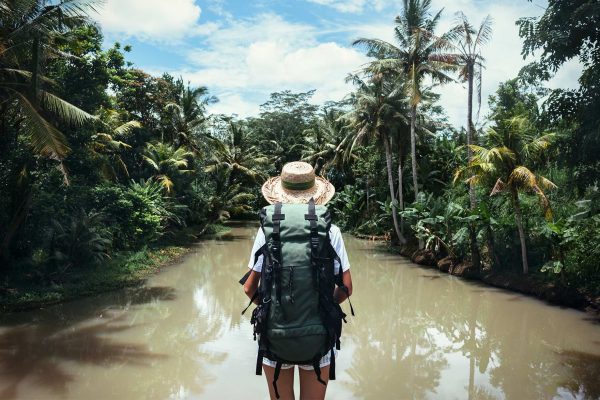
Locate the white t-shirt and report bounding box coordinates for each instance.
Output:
[247,224,350,275]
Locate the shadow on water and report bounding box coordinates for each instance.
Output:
[212,234,252,242]
[421,274,442,280]
[0,286,178,399]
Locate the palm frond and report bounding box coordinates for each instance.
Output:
[490,178,506,196]
[113,120,141,136]
[41,91,96,126]
[14,91,70,159]
[508,165,537,189]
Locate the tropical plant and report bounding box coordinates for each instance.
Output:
[142,142,194,194]
[301,108,354,173]
[353,0,458,201]
[344,72,408,244]
[48,209,111,277]
[205,120,268,185]
[204,168,255,224]
[90,109,141,181]
[401,192,471,257]
[126,179,186,238]
[454,116,557,273]
[328,184,374,232]
[163,79,216,149]
[0,0,99,161]
[450,12,493,269]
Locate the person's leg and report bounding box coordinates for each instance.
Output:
[298,365,329,400]
[263,364,295,400]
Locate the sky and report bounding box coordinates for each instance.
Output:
[93,0,581,129]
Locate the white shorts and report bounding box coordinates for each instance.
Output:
[262,349,337,370]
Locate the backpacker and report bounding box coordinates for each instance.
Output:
[239,198,354,398]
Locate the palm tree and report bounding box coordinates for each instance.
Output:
[301,108,355,174]
[353,0,457,202]
[91,109,141,181]
[0,0,99,263]
[0,0,98,161]
[454,116,556,273]
[344,72,408,244]
[450,12,492,270]
[203,168,256,226]
[163,79,216,150]
[204,120,268,186]
[142,142,194,194]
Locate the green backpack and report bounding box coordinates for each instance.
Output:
[240,199,354,398]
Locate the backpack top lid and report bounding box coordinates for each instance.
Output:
[260,202,332,267]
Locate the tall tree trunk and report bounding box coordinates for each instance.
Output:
[467,63,481,271]
[410,105,419,201]
[512,190,529,274]
[397,151,405,235]
[487,226,501,270]
[410,105,424,248]
[384,135,406,244]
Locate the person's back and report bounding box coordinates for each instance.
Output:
[241,161,354,400]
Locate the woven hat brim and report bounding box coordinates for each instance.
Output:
[261,176,335,205]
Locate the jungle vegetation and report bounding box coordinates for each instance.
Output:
[0,0,598,305]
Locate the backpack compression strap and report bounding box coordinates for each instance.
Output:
[272,202,285,305]
[305,198,319,262]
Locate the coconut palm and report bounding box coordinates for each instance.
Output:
[301,108,355,173]
[205,120,268,185]
[344,72,409,244]
[204,168,255,225]
[142,142,194,194]
[91,109,141,181]
[450,12,492,269]
[0,0,99,263]
[353,0,457,201]
[454,116,557,273]
[163,80,216,149]
[0,0,99,161]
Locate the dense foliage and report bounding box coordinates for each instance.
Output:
[0,0,598,301]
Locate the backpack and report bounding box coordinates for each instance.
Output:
[239,198,354,398]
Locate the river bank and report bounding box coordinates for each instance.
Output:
[0,224,230,313]
[389,243,600,317]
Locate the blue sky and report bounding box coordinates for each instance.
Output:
[94,0,581,128]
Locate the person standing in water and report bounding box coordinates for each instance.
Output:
[242,161,353,400]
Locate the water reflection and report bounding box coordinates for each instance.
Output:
[341,235,600,400]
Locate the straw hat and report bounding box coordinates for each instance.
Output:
[261,161,335,205]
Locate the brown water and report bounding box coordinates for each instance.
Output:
[1,222,599,400]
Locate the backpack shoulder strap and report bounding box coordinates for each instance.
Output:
[272,202,284,305]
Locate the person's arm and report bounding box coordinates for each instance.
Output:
[243,270,261,304]
[333,269,353,304]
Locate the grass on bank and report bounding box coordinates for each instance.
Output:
[0,224,230,313]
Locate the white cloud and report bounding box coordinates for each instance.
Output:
[132,1,581,128]
[307,0,391,14]
[172,13,368,117]
[95,0,203,41]
[209,93,261,118]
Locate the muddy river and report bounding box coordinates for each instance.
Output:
[1,222,599,399]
